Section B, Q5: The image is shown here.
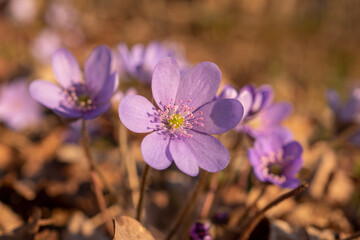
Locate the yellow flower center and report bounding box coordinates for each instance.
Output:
[168,114,184,129]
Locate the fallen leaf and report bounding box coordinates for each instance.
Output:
[113,216,154,240]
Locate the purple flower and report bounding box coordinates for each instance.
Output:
[0,78,42,130]
[326,88,360,124]
[218,84,292,138]
[31,28,62,64]
[326,87,360,145]
[7,0,38,24]
[248,132,303,188]
[118,58,243,176]
[116,41,188,84]
[190,222,212,240]
[30,46,118,120]
[238,102,293,139]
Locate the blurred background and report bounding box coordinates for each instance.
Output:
[1,0,360,239]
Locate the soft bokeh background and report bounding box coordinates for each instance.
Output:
[1,0,360,239]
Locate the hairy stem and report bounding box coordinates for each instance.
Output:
[165,171,209,240]
[81,119,114,236]
[136,164,150,221]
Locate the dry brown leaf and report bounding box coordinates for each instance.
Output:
[113,216,154,240]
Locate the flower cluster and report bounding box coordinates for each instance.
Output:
[217,84,302,188]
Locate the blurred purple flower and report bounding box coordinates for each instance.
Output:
[218,84,292,138]
[190,222,212,240]
[7,0,38,24]
[0,79,42,130]
[248,132,303,188]
[119,58,243,176]
[326,88,360,124]
[116,41,188,84]
[30,46,118,120]
[326,87,360,145]
[31,28,62,64]
[45,0,78,30]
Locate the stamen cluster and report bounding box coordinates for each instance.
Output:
[64,84,96,111]
[156,98,204,138]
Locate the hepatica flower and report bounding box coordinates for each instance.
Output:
[190,222,212,240]
[0,78,42,130]
[116,41,187,84]
[30,46,118,120]
[218,84,292,138]
[119,58,243,176]
[248,133,303,188]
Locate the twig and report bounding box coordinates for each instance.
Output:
[91,171,114,235]
[136,164,150,222]
[236,184,267,227]
[238,182,308,240]
[165,171,209,240]
[340,232,360,240]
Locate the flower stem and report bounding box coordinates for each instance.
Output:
[200,172,219,219]
[136,163,150,222]
[81,119,114,236]
[236,184,267,227]
[165,171,209,240]
[238,182,308,240]
[119,123,140,208]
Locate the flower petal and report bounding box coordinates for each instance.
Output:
[176,62,221,109]
[169,139,199,176]
[260,102,292,126]
[83,103,110,120]
[85,45,112,96]
[193,99,243,135]
[118,95,159,133]
[282,141,303,177]
[254,134,283,157]
[30,80,64,109]
[52,48,82,88]
[152,57,180,108]
[248,149,267,182]
[94,72,119,104]
[185,131,229,173]
[237,89,252,120]
[141,132,173,170]
[280,178,300,189]
[326,89,340,113]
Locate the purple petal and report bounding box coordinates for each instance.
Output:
[193,99,243,135]
[282,142,303,177]
[280,178,300,188]
[83,103,110,120]
[94,72,119,104]
[186,131,229,173]
[248,149,267,182]
[52,48,82,88]
[30,80,64,109]
[250,85,273,114]
[237,89,252,120]
[260,102,292,126]
[84,45,112,96]
[218,84,238,99]
[117,43,132,71]
[152,57,180,108]
[169,139,199,176]
[141,132,173,170]
[118,95,158,133]
[254,134,283,156]
[326,89,340,113]
[340,95,359,122]
[176,62,221,109]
